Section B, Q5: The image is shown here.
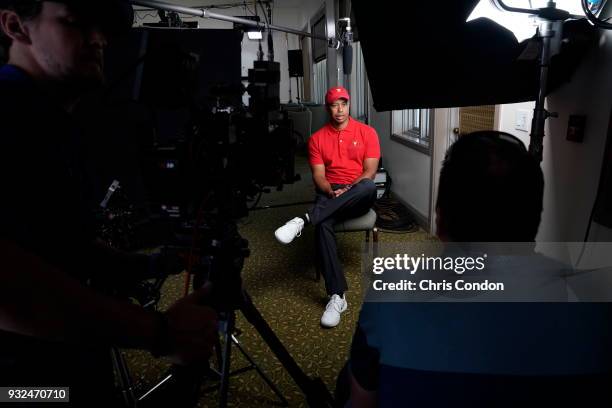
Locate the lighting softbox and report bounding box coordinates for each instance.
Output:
[352,0,597,111]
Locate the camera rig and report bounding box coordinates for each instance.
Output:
[97,177,335,408]
[142,58,298,222]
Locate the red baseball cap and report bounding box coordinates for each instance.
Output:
[325,86,350,105]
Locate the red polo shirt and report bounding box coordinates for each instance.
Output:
[308,117,381,185]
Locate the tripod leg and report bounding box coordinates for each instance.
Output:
[213,336,223,377]
[231,334,289,406]
[239,291,335,408]
[219,313,234,408]
[111,348,138,408]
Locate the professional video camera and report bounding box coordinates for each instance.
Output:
[91,28,332,407]
[95,176,333,408]
[139,43,298,222]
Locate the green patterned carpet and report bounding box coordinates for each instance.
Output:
[124,156,436,407]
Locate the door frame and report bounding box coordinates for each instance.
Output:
[429,107,459,234]
[428,105,501,233]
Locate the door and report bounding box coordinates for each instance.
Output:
[429,105,499,233]
[429,108,459,234]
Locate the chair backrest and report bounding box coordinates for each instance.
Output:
[308,104,328,136]
[288,110,312,147]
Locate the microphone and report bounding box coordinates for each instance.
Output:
[343,43,353,76]
[339,17,353,76]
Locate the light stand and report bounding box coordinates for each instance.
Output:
[495,0,570,162]
[529,15,561,162]
[286,34,293,104]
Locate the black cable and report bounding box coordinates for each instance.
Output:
[581,0,612,29]
[243,0,256,16]
[373,196,417,233]
[574,203,596,268]
[494,0,534,15]
[257,0,269,25]
[134,12,160,21]
[383,171,392,198]
[573,96,612,268]
[574,109,612,267]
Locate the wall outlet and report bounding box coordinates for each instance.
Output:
[515,109,529,132]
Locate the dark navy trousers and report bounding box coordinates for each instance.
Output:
[308,179,377,296]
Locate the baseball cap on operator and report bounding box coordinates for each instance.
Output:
[0,0,134,36]
[325,86,350,106]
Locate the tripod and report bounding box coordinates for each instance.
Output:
[213,309,288,407]
[112,288,335,408]
[213,289,335,408]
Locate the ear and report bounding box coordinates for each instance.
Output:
[0,10,32,46]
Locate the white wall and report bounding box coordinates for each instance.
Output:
[498,29,612,243]
[298,0,326,30]
[498,101,534,147]
[370,107,432,222]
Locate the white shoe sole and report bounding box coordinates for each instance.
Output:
[274,229,293,244]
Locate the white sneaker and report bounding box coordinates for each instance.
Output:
[274,217,305,244]
[320,294,347,328]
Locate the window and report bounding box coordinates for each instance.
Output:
[391,109,431,154]
[350,41,369,122]
[313,59,328,105]
[311,14,327,63]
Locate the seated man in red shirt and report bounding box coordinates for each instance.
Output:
[275,86,381,328]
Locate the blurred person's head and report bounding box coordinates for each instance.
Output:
[436,131,544,242]
[0,0,132,89]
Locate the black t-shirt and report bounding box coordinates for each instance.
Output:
[0,65,115,406]
[0,65,96,271]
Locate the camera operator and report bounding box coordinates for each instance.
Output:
[0,1,218,405]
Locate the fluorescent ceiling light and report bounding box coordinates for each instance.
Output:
[247,30,263,40]
[467,0,608,43]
